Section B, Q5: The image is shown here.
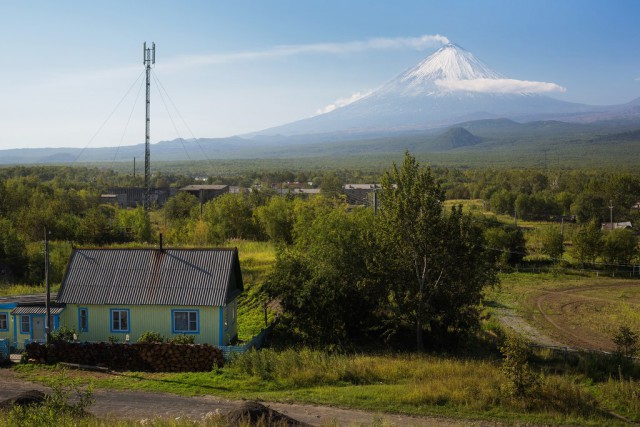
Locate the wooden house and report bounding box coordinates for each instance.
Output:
[0,294,64,350]
[57,247,243,345]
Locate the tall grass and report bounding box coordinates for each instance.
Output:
[230,349,605,421]
[222,241,276,340]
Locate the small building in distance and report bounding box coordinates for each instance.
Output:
[107,187,177,208]
[100,194,127,208]
[179,185,229,204]
[276,188,321,197]
[601,221,633,231]
[343,184,382,206]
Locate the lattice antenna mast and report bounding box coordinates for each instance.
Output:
[143,42,155,211]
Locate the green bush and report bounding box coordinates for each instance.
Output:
[613,325,639,359]
[167,334,195,344]
[137,331,165,344]
[51,326,76,342]
[500,335,540,398]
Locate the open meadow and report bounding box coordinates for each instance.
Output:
[493,273,640,352]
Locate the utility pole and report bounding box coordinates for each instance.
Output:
[609,199,614,231]
[372,188,378,215]
[143,42,155,211]
[44,228,51,344]
[560,216,565,257]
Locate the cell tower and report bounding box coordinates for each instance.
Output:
[143,42,155,211]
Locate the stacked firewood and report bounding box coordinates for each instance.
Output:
[24,341,224,371]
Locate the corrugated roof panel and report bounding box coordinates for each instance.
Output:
[11,306,65,315]
[57,248,241,306]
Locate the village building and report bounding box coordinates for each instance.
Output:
[179,184,229,204]
[0,247,243,352]
[343,184,382,206]
[275,188,321,197]
[601,221,633,231]
[106,187,177,208]
[56,247,242,346]
[0,294,64,351]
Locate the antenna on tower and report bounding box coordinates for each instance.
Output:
[143,42,155,211]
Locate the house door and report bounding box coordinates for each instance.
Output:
[32,317,45,341]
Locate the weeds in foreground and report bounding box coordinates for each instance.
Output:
[6,369,94,426]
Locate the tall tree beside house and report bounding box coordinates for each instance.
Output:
[264,206,376,346]
[374,152,497,351]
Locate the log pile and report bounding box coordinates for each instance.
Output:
[24,341,224,372]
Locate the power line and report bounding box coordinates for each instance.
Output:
[71,70,146,164]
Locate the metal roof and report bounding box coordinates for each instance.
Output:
[11,306,65,315]
[180,185,228,191]
[0,294,58,305]
[57,248,243,306]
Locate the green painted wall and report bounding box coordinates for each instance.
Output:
[59,304,233,345]
[0,309,12,342]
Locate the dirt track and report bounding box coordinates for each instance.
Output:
[501,282,640,351]
[0,369,506,426]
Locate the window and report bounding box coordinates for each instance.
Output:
[110,309,129,333]
[0,313,7,331]
[78,308,88,332]
[172,310,199,334]
[20,315,30,334]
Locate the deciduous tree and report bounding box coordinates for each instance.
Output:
[374,152,497,351]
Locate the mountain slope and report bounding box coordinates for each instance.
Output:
[251,43,618,137]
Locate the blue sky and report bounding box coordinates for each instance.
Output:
[1,0,639,149]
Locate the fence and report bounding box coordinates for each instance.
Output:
[219,324,273,361]
[0,339,9,361]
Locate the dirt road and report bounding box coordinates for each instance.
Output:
[0,369,504,426]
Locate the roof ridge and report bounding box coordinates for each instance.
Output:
[73,247,237,251]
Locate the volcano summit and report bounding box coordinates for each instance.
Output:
[252,43,633,138]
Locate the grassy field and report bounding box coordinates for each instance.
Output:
[10,348,640,426]
[491,272,640,352]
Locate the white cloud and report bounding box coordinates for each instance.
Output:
[163,34,449,70]
[316,91,373,115]
[435,78,566,94]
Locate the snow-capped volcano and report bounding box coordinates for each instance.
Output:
[250,42,631,138]
[379,43,503,96]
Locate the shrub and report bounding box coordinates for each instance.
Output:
[168,334,195,344]
[50,326,76,342]
[138,331,165,344]
[500,335,540,398]
[613,325,639,358]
